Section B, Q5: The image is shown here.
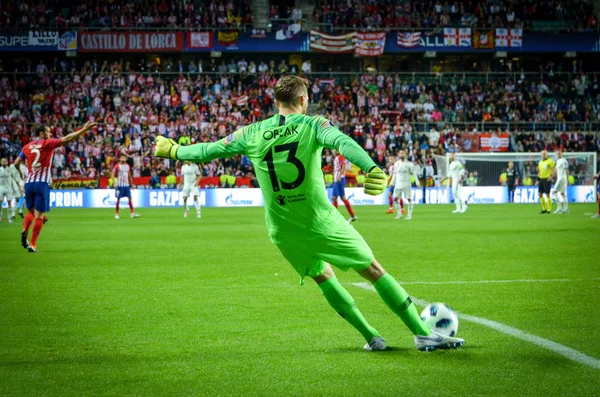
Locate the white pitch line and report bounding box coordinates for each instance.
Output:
[392,278,600,286]
[353,282,600,370]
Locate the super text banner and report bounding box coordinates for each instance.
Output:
[0,31,77,51]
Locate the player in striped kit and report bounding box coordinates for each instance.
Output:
[331,151,357,223]
[12,122,97,252]
[113,155,140,219]
[0,158,16,223]
[180,161,202,218]
[390,150,420,220]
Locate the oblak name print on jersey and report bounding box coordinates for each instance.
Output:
[262,125,299,141]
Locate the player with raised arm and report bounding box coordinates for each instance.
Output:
[391,150,420,220]
[155,75,464,352]
[180,160,202,218]
[113,154,140,219]
[0,158,16,223]
[552,151,569,214]
[12,122,97,252]
[592,172,600,218]
[331,150,357,223]
[441,153,467,213]
[538,149,555,214]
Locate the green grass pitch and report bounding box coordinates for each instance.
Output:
[1,204,599,396]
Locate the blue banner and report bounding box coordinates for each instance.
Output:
[185,32,311,52]
[387,31,600,53]
[1,187,595,209]
[0,31,77,51]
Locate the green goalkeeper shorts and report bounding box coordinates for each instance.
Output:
[276,222,374,283]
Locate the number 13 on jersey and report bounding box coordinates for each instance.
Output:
[262,142,306,192]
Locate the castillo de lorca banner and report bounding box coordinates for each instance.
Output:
[78,32,183,52]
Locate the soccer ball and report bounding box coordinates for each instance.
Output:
[420,302,459,337]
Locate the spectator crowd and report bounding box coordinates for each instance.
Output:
[0,0,252,29]
[313,0,597,30]
[0,56,599,188]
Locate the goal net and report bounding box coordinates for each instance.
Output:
[432,152,598,204]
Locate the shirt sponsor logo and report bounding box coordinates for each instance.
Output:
[262,125,299,140]
[275,193,306,205]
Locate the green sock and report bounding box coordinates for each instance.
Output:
[319,277,379,342]
[373,273,431,336]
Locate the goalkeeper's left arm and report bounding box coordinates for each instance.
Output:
[155,128,248,162]
[315,120,386,195]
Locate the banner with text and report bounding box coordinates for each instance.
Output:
[0,31,77,51]
[2,187,594,209]
[79,31,184,52]
[355,32,386,56]
[310,30,356,53]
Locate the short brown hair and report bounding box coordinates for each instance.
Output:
[34,124,46,137]
[274,75,309,107]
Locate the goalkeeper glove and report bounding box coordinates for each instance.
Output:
[364,167,387,196]
[155,136,179,160]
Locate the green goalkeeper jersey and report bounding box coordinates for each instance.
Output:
[176,113,376,243]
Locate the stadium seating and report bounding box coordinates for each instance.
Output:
[312,0,596,30]
[1,0,252,29]
[0,58,598,188]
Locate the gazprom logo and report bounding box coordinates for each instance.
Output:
[585,190,595,203]
[347,193,375,205]
[102,194,118,206]
[225,193,253,205]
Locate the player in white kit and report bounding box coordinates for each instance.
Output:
[441,153,467,213]
[10,163,25,219]
[180,161,202,218]
[390,150,420,220]
[552,151,569,214]
[0,158,16,223]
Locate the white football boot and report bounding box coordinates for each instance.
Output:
[414,330,464,351]
[363,336,387,351]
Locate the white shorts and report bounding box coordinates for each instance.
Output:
[452,183,462,197]
[0,187,14,201]
[394,184,412,200]
[182,185,199,198]
[554,178,567,193]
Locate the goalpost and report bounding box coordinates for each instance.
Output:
[432,152,598,204]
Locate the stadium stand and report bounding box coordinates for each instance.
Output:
[313,0,597,30]
[0,57,598,188]
[0,0,252,29]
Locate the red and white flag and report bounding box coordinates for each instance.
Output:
[495,29,522,47]
[355,32,386,56]
[397,31,421,48]
[187,32,212,49]
[480,133,509,152]
[444,28,471,47]
[310,30,356,53]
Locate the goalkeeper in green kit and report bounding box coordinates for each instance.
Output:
[155,75,464,351]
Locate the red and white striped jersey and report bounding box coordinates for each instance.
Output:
[113,163,131,187]
[20,138,63,184]
[334,154,347,182]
